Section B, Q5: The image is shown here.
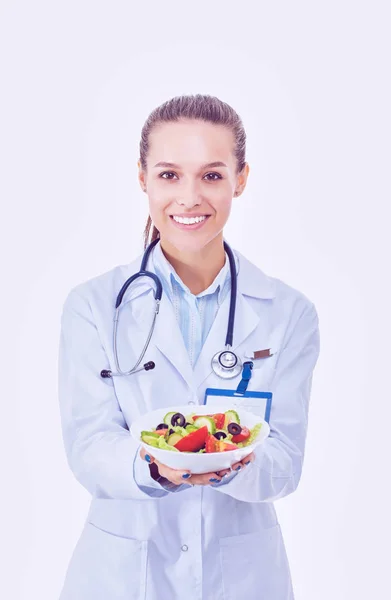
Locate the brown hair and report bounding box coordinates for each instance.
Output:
[139,94,247,249]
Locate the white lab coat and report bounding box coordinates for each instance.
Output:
[58,243,320,600]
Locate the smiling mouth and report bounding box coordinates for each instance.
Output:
[170,215,211,225]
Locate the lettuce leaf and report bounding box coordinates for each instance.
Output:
[173,426,190,436]
[157,437,180,451]
[236,422,263,447]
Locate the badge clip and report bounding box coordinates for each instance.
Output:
[234,361,254,396]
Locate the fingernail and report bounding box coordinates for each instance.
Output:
[209,478,219,482]
[245,461,251,465]
[182,473,191,479]
[145,455,151,463]
[234,465,242,471]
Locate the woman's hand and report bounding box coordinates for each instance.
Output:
[139,446,256,486]
[215,452,256,478]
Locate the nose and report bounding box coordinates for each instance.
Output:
[176,182,202,209]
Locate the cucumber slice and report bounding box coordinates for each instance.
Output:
[185,413,196,424]
[193,416,216,434]
[167,433,183,446]
[163,411,177,426]
[224,410,240,426]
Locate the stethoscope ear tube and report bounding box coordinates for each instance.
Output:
[223,240,237,349]
[115,270,162,308]
[100,361,155,378]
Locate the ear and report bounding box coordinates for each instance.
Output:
[234,163,250,197]
[138,160,147,192]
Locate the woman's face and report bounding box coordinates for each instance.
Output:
[138,119,249,253]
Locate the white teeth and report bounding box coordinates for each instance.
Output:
[172,215,207,225]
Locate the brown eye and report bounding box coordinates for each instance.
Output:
[204,172,222,181]
[160,171,177,180]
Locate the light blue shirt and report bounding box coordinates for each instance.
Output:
[148,240,241,490]
[152,240,237,368]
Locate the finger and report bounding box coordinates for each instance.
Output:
[140,447,155,463]
[153,459,192,485]
[230,451,256,471]
[216,468,231,477]
[204,471,223,484]
[181,471,224,486]
[242,452,256,465]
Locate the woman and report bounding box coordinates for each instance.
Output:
[58,94,320,600]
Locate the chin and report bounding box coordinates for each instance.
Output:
[164,233,212,254]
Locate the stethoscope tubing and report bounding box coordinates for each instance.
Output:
[101,238,238,378]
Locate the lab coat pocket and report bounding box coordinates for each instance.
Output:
[59,520,148,600]
[219,526,292,600]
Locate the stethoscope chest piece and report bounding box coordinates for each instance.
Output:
[211,349,242,379]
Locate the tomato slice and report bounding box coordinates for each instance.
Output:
[231,426,250,443]
[205,434,218,453]
[211,413,225,429]
[192,414,212,421]
[174,426,208,452]
[154,429,168,436]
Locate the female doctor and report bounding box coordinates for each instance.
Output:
[58,93,320,600]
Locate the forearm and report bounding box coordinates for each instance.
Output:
[211,440,301,502]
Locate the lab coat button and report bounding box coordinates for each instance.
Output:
[181,544,188,552]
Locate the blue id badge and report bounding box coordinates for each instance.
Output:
[204,361,272,422]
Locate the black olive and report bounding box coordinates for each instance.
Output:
[171,412,186,427]
[213,431,227,440]
[168,428,174,435]
[227,423,242,435]
[156,423,169,430]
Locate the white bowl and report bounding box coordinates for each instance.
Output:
[130,404,270,474]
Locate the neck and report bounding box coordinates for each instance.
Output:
[159,235,226,295]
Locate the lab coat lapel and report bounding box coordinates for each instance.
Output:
[150,290,195,389]
[192,291,260,390]
[192,250,276,390]
[127,283,195,390]
[118,247,276,392]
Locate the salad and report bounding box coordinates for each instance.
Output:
[140,409,263,453]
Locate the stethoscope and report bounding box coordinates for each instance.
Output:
[100,238,242,380]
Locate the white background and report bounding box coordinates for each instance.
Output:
[1,1,390,598]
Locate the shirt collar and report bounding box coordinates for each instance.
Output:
[152,240,234,303]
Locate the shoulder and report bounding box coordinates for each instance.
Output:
[235,249,318,320]
[61,254,143,312]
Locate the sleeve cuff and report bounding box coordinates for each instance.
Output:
[210,468,240,487]
[133,450,190,494]
[133,450,169,497]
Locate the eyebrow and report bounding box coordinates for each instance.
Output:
[153,161,228,169]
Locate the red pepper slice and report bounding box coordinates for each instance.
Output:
[174,426,209,452]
